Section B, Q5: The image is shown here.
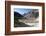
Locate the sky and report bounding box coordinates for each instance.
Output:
[14,8,33,15]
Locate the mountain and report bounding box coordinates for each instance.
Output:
[23,11,32,19]
[23,11,39,19]
[14,11,23,17]
[14,10,39,19]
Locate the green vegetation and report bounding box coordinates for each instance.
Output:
[14,16,30,27]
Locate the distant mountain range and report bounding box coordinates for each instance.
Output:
[23,11,39,19]
[14,11,39,19]
[23,11,32,19]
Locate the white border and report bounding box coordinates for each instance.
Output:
[11,5,42,31]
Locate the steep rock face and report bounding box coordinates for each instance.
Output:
[23,11,39,19]
[23,12,32,19]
